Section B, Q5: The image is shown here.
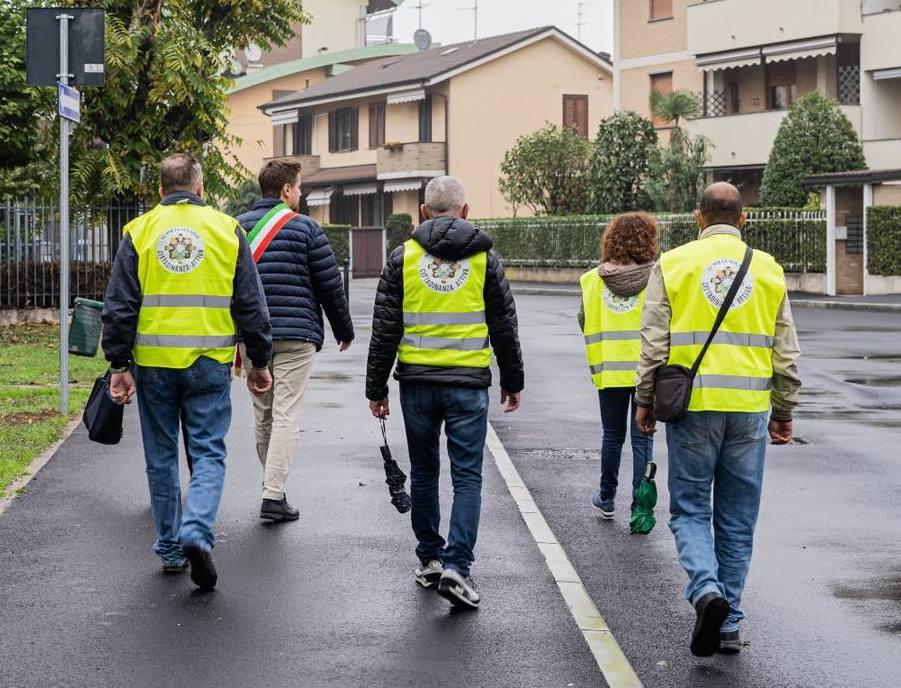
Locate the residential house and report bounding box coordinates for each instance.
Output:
[613,0,901,205]
[259,27,613,224]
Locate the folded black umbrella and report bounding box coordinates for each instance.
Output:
[380,418,411,514]
[83,370,123,445]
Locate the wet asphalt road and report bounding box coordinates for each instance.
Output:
[1,280,899,688]
[490,292,901,688]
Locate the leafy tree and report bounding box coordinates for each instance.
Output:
[587,111,658,214]
[0,1,55,197]
[59,0,309,205]
[499,123,592,215]
[760,92,866,207]
[650,89,700,128]
[223,178,259,217]
[647,133,711,213]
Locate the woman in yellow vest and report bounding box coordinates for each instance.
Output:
[579,213,658,519]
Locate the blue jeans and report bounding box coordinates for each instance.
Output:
[597,387,653,510]
[399,383,489,578]
[666,411,768,633]
[136,356,232,564]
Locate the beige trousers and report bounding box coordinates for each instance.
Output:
[241,341,316,500]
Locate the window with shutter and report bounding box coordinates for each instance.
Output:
[369,103,386,148]
[328,111,337,152]
[330,108,359,152]
[273,124,286,157]
[296,114,313,155]
[650,72,673,127]
[562,95,589,138]
[649,0,673,21]
[418,95,432,143]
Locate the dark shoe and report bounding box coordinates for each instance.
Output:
[591,491,615,519]
[260,496,300,522]
[437,569,480,610]
[718,630,742,654]
[162,560,188,574]
[690,592,730,657]
[414,560,444,589]
[183,543,218,590]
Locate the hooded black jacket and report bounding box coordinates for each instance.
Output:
[366,216,524,401]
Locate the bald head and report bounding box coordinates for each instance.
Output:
[697,182,744,229]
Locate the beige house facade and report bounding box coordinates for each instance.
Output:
[613,0,901,204]
[260,27,613,224]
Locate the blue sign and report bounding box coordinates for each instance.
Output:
[57,82,80,123]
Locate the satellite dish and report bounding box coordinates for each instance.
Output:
[414,28,432,51]
[246,43,262,63]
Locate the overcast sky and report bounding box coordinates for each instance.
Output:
[392,0,614,54]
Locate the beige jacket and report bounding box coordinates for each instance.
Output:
[634,225,801,420]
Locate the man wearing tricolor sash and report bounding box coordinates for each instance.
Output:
[236,159,354,522]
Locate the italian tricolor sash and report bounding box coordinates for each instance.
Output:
[246,202,297,262]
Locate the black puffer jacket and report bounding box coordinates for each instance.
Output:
[366,217,524,401]
[237,198,353,348]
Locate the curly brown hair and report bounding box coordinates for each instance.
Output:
[600,212,659,265]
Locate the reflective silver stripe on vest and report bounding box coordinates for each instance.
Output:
[135,334,237,348]
[589,360,639,374]
[404,311,486,326]
[142,294,232,308]
[671,331,775,348]
[401,334,489,351]
[693,375,772,391]
[584,330,641,345]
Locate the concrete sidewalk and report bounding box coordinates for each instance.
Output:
[511,281,901,312]
[0,287,606,688]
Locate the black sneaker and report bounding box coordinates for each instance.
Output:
[690,592,730,657]
[182,543,218,590]
[260,495,300,522]
[718,630,742,654]
[437,569,480,610]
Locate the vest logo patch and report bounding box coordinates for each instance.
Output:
[156,228,205,274]
[702,258,753,308]
[419,253,471,294]
[603,287,639,314]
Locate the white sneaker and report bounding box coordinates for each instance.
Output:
[437,568,480,610]
[414,560,444,588]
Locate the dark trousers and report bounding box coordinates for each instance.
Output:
[597,387,653,510]
[399,383,489,578]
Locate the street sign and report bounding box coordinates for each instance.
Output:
[26,8,105,87]
[57,83,80,123]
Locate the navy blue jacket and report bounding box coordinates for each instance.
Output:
[236,198,353,348]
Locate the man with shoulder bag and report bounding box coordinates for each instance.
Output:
[635,183,801,657]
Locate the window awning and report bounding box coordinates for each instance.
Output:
[305,187,334,207]
[384,179,423,193]
[387,88,426,105]
[343,183,378,196]
[696,48,761,72]
[763,37,837,64]
[873,67,901,81]
[271,110,299,125]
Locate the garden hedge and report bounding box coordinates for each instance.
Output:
[867,206,901,276]
[322,224,351,264]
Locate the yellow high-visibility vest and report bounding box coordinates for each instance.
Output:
[580,269,646,389]
[661,233,785,413]
[397,239,491,368]
[126,202,240,369]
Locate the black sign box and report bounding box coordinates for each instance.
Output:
[26,8,105,87]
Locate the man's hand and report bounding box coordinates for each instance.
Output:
[370,398,389,418]
[247,366,272,397]
[768,418,793,445]
[339,341,351,352]
[500,390,521,413]
[636,404,657,435]
[109,371,136,405]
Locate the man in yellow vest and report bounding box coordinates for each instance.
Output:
[366,176,524,610]
[102,153,273,590]
[635,183,801,656]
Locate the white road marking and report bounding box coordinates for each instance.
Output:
[486,422,643,688]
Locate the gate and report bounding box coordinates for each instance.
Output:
[351,227,386,278]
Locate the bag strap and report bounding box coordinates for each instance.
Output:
[688,245,753,378]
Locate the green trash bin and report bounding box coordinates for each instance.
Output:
[69,297,104,357]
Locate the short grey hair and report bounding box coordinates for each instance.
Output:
[424,176,466,216]
[159,153,203,195]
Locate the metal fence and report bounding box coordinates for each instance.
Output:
[1,198,145,309]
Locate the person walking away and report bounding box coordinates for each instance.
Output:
[102,153,273,590]
[236,159,354,522]
[635,183,800,656]
[366,176,524,610]
[578,213,657,519]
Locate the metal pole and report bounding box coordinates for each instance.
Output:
[343,258,350,303]
[58,13,72,416]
